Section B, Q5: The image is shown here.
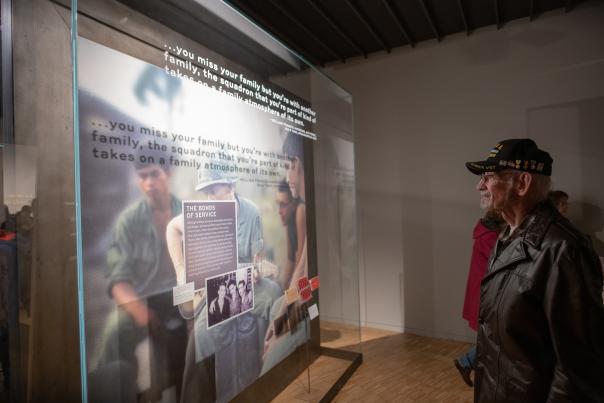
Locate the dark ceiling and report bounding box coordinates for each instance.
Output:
[224,0,587,66]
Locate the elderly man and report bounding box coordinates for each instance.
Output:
[466,139,604,403]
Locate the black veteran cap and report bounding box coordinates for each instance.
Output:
[465,138,553,176]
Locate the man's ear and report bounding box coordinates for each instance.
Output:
[516,172,533,197]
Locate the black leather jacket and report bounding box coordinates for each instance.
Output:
[475,201,604,403]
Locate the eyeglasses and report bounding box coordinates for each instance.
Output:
[479,172,497,182]
[479,170,516,183]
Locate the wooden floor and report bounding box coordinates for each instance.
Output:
[0,324,474,403]
[273,324,474,403]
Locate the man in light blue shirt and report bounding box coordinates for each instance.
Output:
[167,164,281,403]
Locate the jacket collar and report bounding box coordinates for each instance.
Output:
[521,200,559,249]
[483,201,558,280]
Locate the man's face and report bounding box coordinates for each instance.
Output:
[228,283,236,296]
[476,170,517,212]
[238,282,246,296]
[286,157,303,198]
[218,284,226,298]
[204,184,234,201]
[136,165,170,202]
[276,191,296,225]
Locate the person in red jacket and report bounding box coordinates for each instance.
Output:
[454,210,503,387]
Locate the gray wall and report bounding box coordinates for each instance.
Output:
[327,2,604,340]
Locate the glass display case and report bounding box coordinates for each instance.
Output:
[1,0,361,401]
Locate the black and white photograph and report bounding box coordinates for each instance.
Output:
[206,266,254,329]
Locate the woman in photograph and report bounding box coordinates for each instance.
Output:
[209,283,231,325]
[261,133,310,367]
[282,133,307,287]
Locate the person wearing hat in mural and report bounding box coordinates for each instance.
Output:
[465,139,604,403]
[167,160,264,281]
[166,159,281,403]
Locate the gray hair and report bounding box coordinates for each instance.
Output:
[528,173,552,204]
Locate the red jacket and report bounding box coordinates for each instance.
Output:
[462,220,498,331]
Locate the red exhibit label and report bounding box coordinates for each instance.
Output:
[299,287,312,303]
[297,276,309,291]
[310,276,320,290]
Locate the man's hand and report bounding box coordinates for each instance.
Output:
[263,298,289,359]
[263,321,276,360]
[111,281,151,327]
[178,288,206,319]
[209,297,217,314]
[130,302,153,328]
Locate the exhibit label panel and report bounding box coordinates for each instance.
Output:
[182,200,238,291]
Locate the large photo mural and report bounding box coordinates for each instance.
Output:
[77,38,313,403]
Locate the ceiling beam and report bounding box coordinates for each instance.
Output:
[228,1,324,66]
[307,0,367,58]
[494,0,501,29]
[268,0,345,63]
[456,0,470,35]
[419,0,441,42]
[345,0,391,53]
[381,0,414,47]
[167,0,292,76]
[565,0,574,12]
